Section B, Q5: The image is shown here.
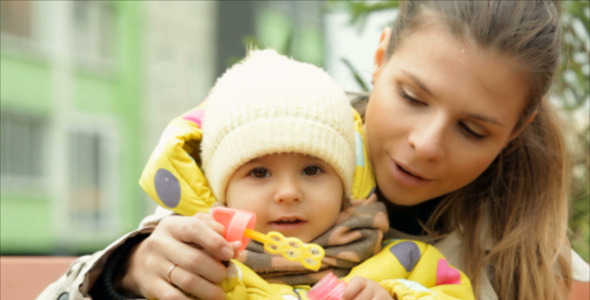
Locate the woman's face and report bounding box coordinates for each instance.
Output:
[366,23,529,206]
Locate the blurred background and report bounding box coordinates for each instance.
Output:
[1,1,588,262]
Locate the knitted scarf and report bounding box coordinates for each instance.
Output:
[236,194,389,286]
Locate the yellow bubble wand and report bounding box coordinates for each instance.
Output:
[210,207,325,271]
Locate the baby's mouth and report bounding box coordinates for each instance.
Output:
[270,217,306,225]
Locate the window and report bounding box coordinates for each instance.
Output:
[0,0,41,53]
[0,111,46,185]
[68,132,102,227]
[66,127,117,231]
[64,116,118,232]
[72,1,114,61]
[0,1,34,39]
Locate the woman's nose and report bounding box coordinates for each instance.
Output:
[408,118,446,161]
[273,177,302,203]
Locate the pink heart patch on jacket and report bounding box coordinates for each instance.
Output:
[436,258,461,285]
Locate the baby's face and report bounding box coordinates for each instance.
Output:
[225,153,343,243]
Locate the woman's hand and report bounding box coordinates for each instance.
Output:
[342,277,393,300]
[119,212,240,300]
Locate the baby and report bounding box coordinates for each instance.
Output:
[141,49,474,299]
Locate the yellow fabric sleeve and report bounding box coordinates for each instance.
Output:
[138,106,217,215]
[351,109,376,199]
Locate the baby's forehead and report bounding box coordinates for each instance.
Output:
[245,152,326,164]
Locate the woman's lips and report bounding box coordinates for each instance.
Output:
[390,159,432,187]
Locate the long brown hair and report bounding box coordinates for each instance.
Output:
[385,1,572,299]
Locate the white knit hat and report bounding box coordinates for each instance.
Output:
[201,49,355,203]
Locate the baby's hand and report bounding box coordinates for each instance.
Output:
[342,276,393,300]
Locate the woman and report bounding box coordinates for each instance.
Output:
[40,1,589,299]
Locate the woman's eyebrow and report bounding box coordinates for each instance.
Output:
[402,70,433,96]
[467,113,505,127]
[402,70,505,127]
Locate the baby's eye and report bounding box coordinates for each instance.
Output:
[302,165,323,176]
[249,167,270,178]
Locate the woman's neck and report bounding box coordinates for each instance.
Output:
[376,189,443,235]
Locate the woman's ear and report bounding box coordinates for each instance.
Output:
[505,110,538,146]
[372,27,392,83]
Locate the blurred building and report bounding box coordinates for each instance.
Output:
[0,1,325,255]
[1,1,154,254]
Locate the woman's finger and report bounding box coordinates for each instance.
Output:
[170,243,228,284]
[166,262,225,300]
[143,277,193,300]
[163,214,234,261]
[152,217,230,284]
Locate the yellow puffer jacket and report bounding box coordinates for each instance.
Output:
[138,104,474,299]
[221,239,474,300]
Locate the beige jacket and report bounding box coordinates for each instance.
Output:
[37,207,172,300]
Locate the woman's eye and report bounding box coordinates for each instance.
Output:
[302,165,323,176]
[460,123,485,139]
[400,90,425,106]
[249,167,270,178]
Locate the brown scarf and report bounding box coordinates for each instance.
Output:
[236,194,389,286]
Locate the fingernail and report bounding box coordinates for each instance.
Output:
[230,241,242,250]
[221,247,233,260]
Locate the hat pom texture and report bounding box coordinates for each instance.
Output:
[201,50,355,203]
